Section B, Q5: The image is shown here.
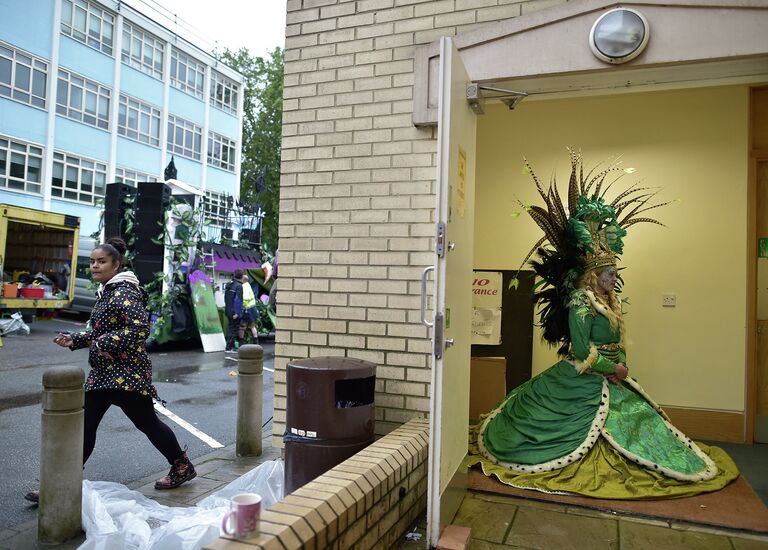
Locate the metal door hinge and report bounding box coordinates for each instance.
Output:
[433,313,444,359]
[436,222,446,258]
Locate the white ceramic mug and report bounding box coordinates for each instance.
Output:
[221,493,262,538]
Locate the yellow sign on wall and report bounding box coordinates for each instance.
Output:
[457,147,466,218]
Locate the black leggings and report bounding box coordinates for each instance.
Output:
[84,389,183,465]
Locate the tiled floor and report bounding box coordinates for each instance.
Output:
[454,492,768,550]
[710,441,768,505]
[398,442,768,550]
[398,491,768,550]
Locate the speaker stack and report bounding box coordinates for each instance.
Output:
[104,183,137,241]
[133,182,171,285]
[239,228,259,247]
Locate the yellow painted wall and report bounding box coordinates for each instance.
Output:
[474,85,749,412]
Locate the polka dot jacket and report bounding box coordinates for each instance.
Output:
[70,272,157,399]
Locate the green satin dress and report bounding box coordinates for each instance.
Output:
[467,289,739,498]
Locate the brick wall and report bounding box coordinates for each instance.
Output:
[204,419,429,550]
[276,0,569,445]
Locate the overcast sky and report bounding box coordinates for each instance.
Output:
[122,0,288,58]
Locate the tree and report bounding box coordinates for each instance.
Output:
[219,47,283,253]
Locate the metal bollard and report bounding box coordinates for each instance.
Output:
[236,344,263,457]
[39,366,85,544]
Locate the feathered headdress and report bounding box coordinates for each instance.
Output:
[517,148,670,354]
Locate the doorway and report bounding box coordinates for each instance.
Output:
[429,59,765,550]
[756,159,768,442]
[423,4,768,546]
[750,86,768,443]
[472,85,753,440]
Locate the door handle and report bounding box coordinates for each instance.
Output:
[420,266,435,327]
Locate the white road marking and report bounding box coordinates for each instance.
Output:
[154,403,224,448]
[224,356,274,372]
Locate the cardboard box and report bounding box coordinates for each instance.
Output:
[2,283,18,298]
[469,357,507,420]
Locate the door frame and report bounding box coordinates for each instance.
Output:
[748,85,768,442]
[746,154,757,443]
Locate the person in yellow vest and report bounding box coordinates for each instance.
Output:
[239,273,259,344]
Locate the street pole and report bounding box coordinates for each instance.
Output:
[236,344,263,457]
[39,366,84,544]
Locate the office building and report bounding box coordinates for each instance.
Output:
[0,0,245,238]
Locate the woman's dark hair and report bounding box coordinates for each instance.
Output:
[96,236,127,268]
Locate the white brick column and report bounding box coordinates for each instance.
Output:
[276,0,568,445]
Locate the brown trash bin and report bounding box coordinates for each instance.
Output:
[284,357,376,494]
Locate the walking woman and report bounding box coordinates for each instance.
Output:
[25,237,195,503]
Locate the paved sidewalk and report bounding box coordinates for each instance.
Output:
[0,434,281,550]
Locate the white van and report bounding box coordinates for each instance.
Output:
[68,237,97,313]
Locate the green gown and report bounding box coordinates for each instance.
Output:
[467,289,739,499]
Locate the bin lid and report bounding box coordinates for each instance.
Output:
[287,357,375,377]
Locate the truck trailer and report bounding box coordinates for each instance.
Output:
[0,204,80,311]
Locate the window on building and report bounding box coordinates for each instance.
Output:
[207,131,237,172]
[51,151,107,204]
[56,69,111,130]
[118,94,160,146]
[170,49,205,99]
[0,41,48,109]
[60,0,114,56]
[167,114,202,160]
[210,71,238,114]
[121,21,164,79]
[114,166,158,187]
[0,136,43,194]
[203,189,230,228]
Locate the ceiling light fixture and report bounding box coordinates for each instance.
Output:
[589,8,650,64]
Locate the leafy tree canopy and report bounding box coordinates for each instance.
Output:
[219,47,283,254]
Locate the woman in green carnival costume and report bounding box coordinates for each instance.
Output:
[467,150,739,499]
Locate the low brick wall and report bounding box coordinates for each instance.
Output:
[204,418,429,550]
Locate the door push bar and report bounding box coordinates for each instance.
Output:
[420,265,434,327]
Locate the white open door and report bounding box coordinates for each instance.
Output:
[425,37,477,548]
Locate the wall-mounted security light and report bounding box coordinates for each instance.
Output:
[466,83,528,114]
[589,8,650,64]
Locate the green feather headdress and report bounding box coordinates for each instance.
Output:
[517,148,669,353]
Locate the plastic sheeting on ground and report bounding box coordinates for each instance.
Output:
[77,459,284,550]
[0,312,30,336]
